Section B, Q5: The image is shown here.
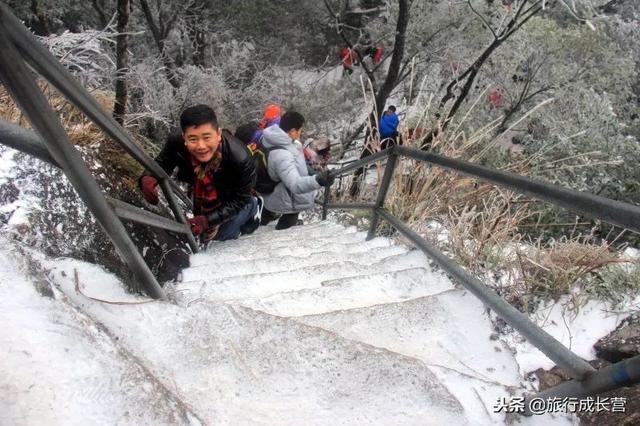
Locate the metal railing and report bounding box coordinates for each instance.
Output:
[0,5,199,300]
[322,144,640,412]
[1,2,638,409]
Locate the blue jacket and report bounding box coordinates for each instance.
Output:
[379,111,399,139]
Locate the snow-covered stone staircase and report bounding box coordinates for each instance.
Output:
[19,220,544,425]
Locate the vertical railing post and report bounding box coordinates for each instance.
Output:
[0,20,166,300]
[322,182,331,220]
[159,178,199,253]
[367,148,398,240]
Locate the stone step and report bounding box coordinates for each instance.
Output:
[192,227,366,264]
[232,221,351,245]
[294,290,527,424]
[192,226,364,265]
[234,267,454,317]
[297,290,521,387]
[183,245,408,281]
[49,262,466,424]
[191,236,391,265]
[175,250,431,305]
[250,219,330,237]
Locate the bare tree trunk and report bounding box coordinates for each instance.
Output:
[113,0,130,125]
[374,0,409,118]
[351,0,409,181]
[91,0,109,28]
[29,0,51,35]
[138,0,181,89]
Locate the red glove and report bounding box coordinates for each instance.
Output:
[188,215,209,236]
[140,175,159,205]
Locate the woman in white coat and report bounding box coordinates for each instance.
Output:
[260,111,334,229]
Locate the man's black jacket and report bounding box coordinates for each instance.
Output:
[145,129,256,225]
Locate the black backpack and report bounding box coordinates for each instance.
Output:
[234,122,285,194]
[250,143,285,194]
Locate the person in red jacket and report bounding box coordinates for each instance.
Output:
[488,87,505,110]
[366,45,384,64]
[340,46,356,75]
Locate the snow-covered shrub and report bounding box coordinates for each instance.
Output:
[126,58,232,143]
[586,261,640,307]
[39,29,116,88]
[524,89,640,202]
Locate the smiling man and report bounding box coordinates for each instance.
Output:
[140,104,259,242]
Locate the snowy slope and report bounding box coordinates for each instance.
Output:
[0,219,603,425]
[0,242,198,425]
[1,137,629,426]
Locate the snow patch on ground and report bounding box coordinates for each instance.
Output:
[0,146,18,185]
[0,147,45,227]
[502,297,636,374]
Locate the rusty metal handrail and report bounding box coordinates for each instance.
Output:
[0,5,202,298]
[322,144,640,405]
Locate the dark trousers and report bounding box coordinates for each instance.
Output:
[214,197,258,241]
[261,208,300,230]
[380,131,399,150]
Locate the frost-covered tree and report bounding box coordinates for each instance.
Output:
[113,0,130,125]
[5,0,112,34]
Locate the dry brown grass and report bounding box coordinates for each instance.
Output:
[514,232,633,300]
[332,94,637,308]
[382,109,536,273]
[0,82,159,183]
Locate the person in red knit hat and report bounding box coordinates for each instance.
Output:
[259,103,282,129]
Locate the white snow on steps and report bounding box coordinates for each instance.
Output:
[183,245,408,280]
[188,223,363,267]
[174,220,574,425]
[46,259,466,425]
[191,236,391,264]
[176,250,431,305]
[14,220,575,425]
[235,267,454,317]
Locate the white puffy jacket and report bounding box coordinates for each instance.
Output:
[261,125,320,213]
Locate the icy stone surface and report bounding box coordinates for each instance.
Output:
[4,220,581,425]
[0,245,197,425]
[47,261,466,424]
[236,267,454,317]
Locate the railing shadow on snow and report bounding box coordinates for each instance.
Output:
[321,144,640,414]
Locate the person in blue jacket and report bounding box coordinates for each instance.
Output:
[379,105,400,149]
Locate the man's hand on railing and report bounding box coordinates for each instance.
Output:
[188,215,208,236]
[140,175,159,205]
[315,170,335,187]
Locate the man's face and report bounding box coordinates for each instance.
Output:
[289,127,303,141]
[183,123,222,163]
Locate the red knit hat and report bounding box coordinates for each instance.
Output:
[263,104,281,120]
